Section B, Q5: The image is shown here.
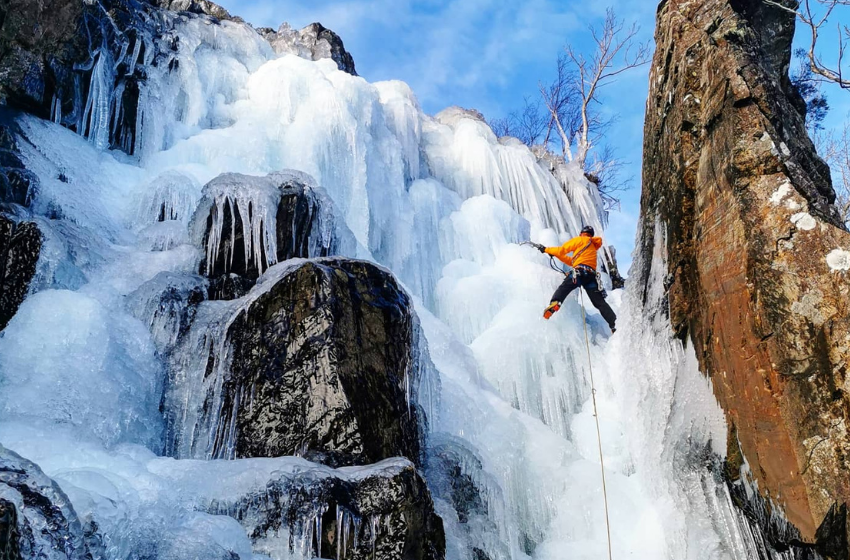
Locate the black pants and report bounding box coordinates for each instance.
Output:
[551,268,617,329]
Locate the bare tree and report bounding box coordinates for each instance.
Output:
[765,0,850,88]
[489,97,548,146]
[489,116,514,139]
[545,8,650,166]
[491,7,648,210]
[585,144,631,211]
[815,123,850,224]
[539,55,583,157]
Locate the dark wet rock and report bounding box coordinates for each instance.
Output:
[207,272,252,301]
[601,246,625,290]
[814,504,848,560]
[0,445,104,560]
[194,171,355,300]
[165,258,423,468]
[0,120,37,207]
[207,459,443,560]
[0,0,83,113]
[127,271,208,355]
[0,498,21,560]
[258,22,357,75]
[0,215,41,330]
[640,0,850,547]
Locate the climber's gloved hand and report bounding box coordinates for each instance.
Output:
[534,243,546,253]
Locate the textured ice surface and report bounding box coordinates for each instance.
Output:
[0,290,163,448]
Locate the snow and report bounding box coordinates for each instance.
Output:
[0,10,757,560]
[827,248,850,272]
[769,181,792,204]
[791,212,817,230]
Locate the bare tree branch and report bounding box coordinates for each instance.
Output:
[564,8,651,165]
[765,0,850,88]
[814,123,850,224]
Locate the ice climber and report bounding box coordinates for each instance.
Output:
[532,226,617,332]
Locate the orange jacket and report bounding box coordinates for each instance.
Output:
[545,235,603,270]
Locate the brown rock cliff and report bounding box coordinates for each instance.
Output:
[640,0,850,550]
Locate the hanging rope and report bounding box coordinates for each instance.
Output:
[578,288,614,560]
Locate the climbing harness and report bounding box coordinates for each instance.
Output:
[578,289,614,560]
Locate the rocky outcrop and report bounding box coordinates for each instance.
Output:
[258,22,357,75]
[0,0,84,114]
[0,216,41,330]
[193,171,354,300]
[0,0,355,154]
[127,271,207,355]
[0,122,36,207]
[640,0,850,553]
[166,258,423,467]
[208,459,444,560]
[152,0,238,22]
[0,445,103,560]
[0,0,171,151]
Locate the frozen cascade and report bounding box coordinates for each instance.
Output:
[82,48,117,150]
[0,7,776,560]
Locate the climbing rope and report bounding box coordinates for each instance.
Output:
[578,289,614,560]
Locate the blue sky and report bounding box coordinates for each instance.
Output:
[216,0,657,273]
[214,0,850,274]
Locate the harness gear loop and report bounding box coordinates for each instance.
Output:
[578,289,614,560]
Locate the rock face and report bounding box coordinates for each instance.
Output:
[0,0,356,153]
[0,216,41,330]
[153,0,239,22]
[0,0,84,114]
[0,445,103,560]
[209,459,444,560]
[0,0,166,150]
[258,22,357,75]
[0,122,37,207]
[640,0,850,552]
[166,258,423,467]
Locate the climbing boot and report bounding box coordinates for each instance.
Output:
[543,301,561,320]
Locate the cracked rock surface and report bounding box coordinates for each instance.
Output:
[638,0,850,551]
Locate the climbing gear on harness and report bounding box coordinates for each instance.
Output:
[577,289,614,560]
[543,301,560,320]
[580,225,595,237]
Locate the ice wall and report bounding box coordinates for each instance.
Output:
[0,7,739,560]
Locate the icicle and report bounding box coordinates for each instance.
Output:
[352,515,361,550]
[336,505,344,560]
[370,515,379,559]
[340,508,348,559]
[50,94,62,125]
[199,175,285,278]
[110,81,126,141]
[127,36,142,76]
[113,38,129,71]
[81,47,116,150]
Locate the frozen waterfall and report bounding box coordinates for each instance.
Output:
[0,8,754,560]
